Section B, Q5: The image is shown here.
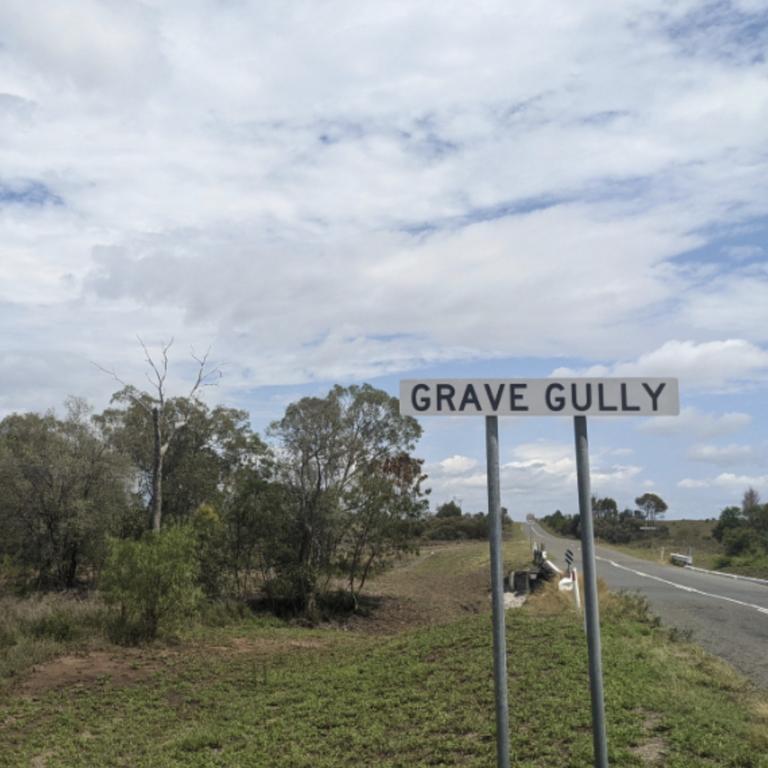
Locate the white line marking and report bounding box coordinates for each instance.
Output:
[596,556,768,617]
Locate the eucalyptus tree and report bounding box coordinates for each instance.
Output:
[0,398,131,588]
[95,339,221,531]
[268,384,426,612]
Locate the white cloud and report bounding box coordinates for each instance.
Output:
[680,268,768,344]
[553,339,768,391]
[678,478,709,489]
[713,473,768,493]
[439,454,478,474]
[687,443,759,466]
[678,473,768,493]
[0,0,767,479]
[638,406,752,438]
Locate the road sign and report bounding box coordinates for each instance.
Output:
[400,378,679,417]
[400,375,679,768]
[565,549,574,567]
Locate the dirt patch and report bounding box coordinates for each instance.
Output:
[629,711,667,766]
[30,750,54,767]
[344,546,492,634]
[227,637,329,654]
[19,650,162,698]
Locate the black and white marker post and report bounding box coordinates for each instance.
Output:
[399,377,679,768]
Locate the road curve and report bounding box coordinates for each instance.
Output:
[524,522,768,688]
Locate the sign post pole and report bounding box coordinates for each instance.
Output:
[573,415,609,768]
[485,415,510,768]
[399,377,678,768]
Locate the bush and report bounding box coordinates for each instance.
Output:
[722,527,754,556]
[100,526,201,644]
[422,514,492,541]
[27,610,84,642]
[192,504,229,599]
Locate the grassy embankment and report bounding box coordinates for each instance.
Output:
[543,517,768,578]
[1,534,767,767]
[596,520,725,570]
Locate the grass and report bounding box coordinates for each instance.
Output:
[592,520,768,578]
[596,520,722,565]
[0,593,106,687]
[1,532,767,767]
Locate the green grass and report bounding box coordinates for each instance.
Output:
[1,533,766,766]
[2,583,767,764]
[589,520,768,578]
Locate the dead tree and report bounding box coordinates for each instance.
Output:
[95,338,221,532]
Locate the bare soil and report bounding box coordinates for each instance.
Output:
[19,650,162,698]
[344,544,491,634]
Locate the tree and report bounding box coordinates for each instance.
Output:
[0,398,131,588]
[95,339,221,532]
[634,493,668,525]
[435,500,462,518]
[339,452,427,606]
[712,506,745,543]
[592,496,618,521]
[101,525,201,642]
[268,384,425,613]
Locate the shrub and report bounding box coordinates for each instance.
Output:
[722,527,754,557]
[422,514,492,541]
[27,610,83,642]
[192,504,230,599]
[100,526,201,644]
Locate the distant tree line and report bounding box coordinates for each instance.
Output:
[420,500,511,540]
[541,492,668,544]
[0,353,428,634]
[712,488,768,570]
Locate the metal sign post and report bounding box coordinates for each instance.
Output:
[574,415,609,768]
[398,377,679,768]
[486,415,510,768]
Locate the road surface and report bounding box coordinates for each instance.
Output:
[524,521,768,688]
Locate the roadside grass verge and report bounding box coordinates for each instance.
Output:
[2,578,767,766]
[0,594,105,688]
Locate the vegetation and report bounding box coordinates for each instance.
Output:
[420,500,510,541]
[0,539,766,767]
[0,397,134,589]
[711,488,768,576]
[541,494,668,545]
[100,526,201,643]
[0,366,427,625]
[541,487,768,578]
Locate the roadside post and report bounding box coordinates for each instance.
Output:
[399,377,679,768]
[485,415,510,768]
[574,415,608,768]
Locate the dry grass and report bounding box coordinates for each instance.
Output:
[0,593,105,686]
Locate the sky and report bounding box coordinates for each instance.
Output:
[1,0,767,520]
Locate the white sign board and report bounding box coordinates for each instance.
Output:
[399,378,679,417]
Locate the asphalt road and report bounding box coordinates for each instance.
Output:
[524,521,768,688]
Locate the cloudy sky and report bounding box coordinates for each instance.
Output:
[1,0,767,519]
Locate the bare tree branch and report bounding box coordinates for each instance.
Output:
[90,361,153,413]
[189,346,222,400]
[93,338,221,533]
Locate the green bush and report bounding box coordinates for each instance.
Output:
[100,526,201,644]
[27,610,83,642]
[722,526,754,556]
[422,514,491,541]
